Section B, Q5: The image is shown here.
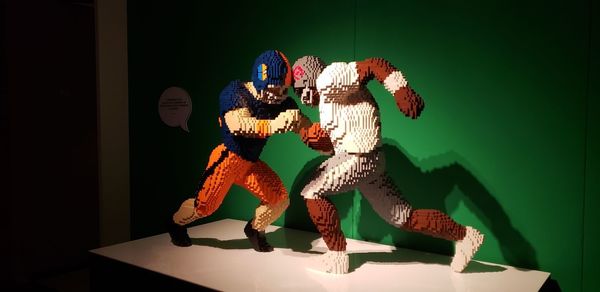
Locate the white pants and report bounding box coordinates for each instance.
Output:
[301,149,412,226]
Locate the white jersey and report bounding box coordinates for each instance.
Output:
[317,62,381,154]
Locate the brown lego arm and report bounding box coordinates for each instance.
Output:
[355,58,425,119]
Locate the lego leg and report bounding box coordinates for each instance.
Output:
[235,160,289,252]
[301,151,379,199]
[306,197,349,274]
[358,172,412,228]
[169,144,252,246]
[403,209,467,241]
[450,226,484,272]
[404,210,482,272]
[301,152,376,273]
[305,197,346,252]
[301,152,373,250]
[359,171,483,272]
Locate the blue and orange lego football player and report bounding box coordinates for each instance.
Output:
[167,50,323,252]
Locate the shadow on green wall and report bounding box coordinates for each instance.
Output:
[187,141,540,275]
[356,139,539,270]
[282,138,539,271]
[191,139,539,272]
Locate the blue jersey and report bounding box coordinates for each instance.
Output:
[219,80,297,162]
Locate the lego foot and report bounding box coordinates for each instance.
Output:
[243,219,274,252]
[451,226,484,272]
[312,250,349,274]
[167,219,192,247]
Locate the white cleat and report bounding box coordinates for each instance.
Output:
[315,250,349,274]
[451,226,484,272]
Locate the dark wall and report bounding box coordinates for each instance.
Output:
[583,1,599,292]
[128,1,597,291]
[3,0,98,289]
[1,0,10,287]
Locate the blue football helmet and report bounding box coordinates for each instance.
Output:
[252,50,292,91]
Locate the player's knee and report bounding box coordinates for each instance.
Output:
[272,196,289,210]
[270,194,289,209]
[278,187,289,203]
[195,202,218,218]
[386,203,412,226]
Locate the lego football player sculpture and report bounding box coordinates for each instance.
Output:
[292,56,484,273]
[168,50,312,252]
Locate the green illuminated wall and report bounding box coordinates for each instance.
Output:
[128,1,597,291]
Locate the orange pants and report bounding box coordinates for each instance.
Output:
[194,144,288,217]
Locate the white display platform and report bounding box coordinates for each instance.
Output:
[90,219,549,292]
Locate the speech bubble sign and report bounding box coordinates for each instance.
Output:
[158,87,192,132]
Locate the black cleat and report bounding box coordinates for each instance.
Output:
[167,219,192,247]
[243,219,273,252]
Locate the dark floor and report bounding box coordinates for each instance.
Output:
[10,269,91,292]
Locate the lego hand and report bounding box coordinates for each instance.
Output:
[271,109,301,133]
[394,86,424,119]
[300,123,334,155]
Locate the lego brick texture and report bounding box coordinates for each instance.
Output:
[128,0,595,291]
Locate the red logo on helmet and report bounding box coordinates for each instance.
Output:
[293,66,305,81]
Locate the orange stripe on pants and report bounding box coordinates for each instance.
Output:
[235,160,288,205]
[195,144,287,216]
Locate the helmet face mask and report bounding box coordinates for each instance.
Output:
[251,50,292,103]
[292,56,325,107]
[257,84,290,104]
[294,85,319,106]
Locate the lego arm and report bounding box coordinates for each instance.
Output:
[223,107,305,138]
[354,58,425,118]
